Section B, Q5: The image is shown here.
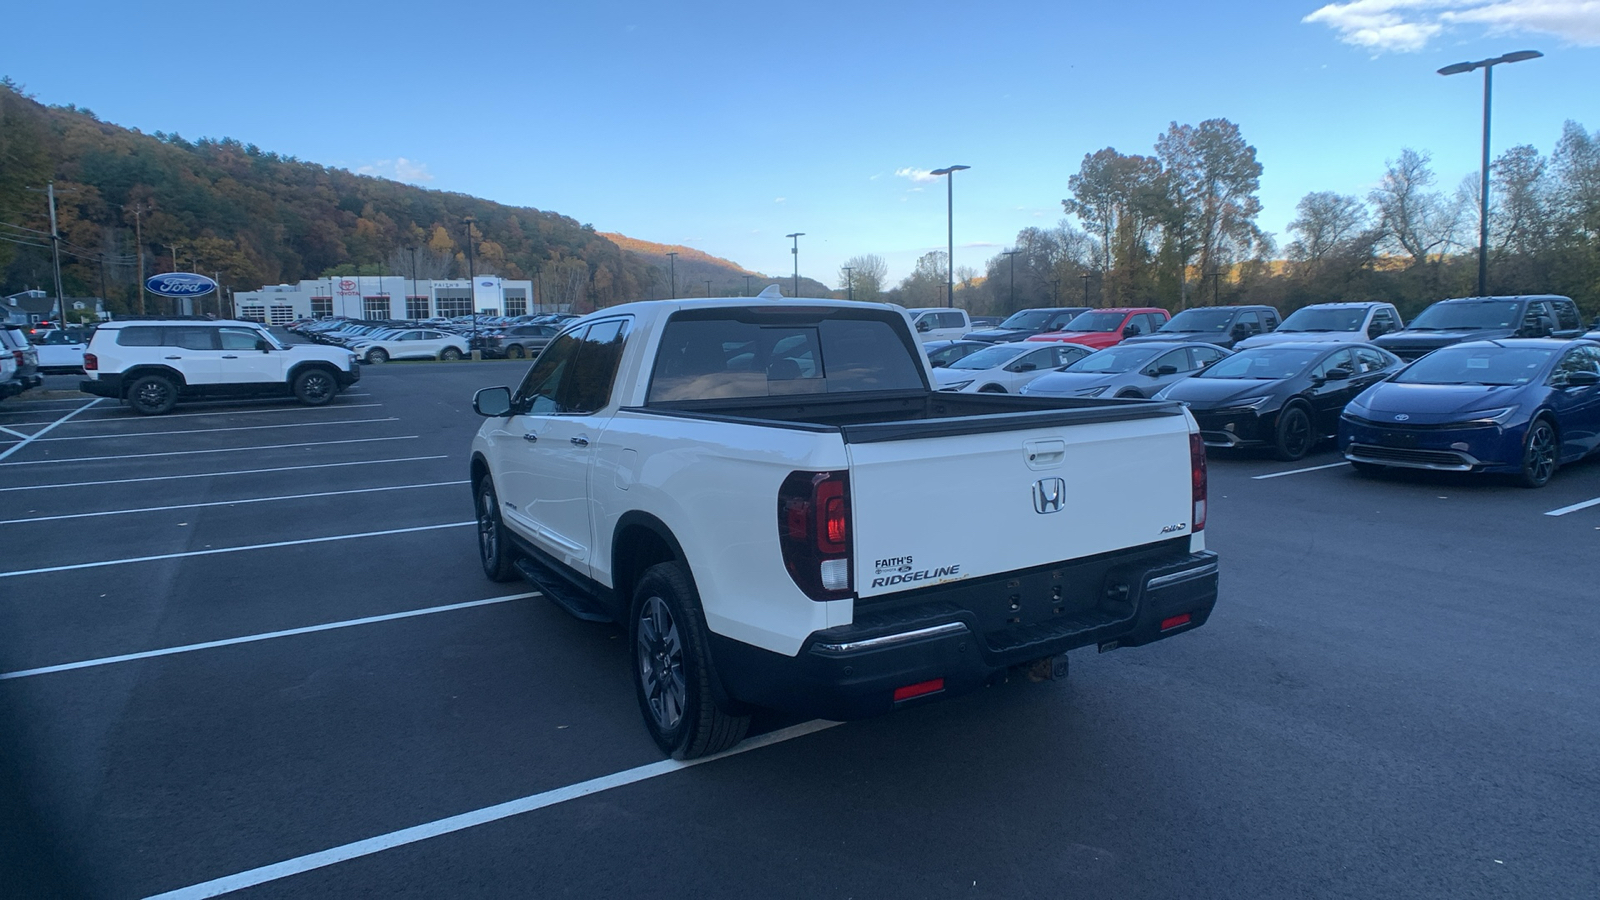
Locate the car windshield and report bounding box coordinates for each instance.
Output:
[1061,311,1126,333]
[1393,346,1554,385]
[1407,300,1522,331]
[949,345,1027,370]
[1159,309,1238,333]
[1066,345,1159,374]
[997,310,1056,330]
[1196,346,1323,380]
[1277,307,1366,332]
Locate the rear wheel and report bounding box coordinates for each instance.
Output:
[366,347,388,364]
[476,477,519,582]
[506,344,526,360]
[1519,418,1558,488]
[293,369,337,406]
[1273,405,1313,461]
[978,384,1006,393]
[127,374,177,415]
[631,562,749,759]
[440,346,463,361]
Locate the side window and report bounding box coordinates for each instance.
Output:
[1314,349,1356,379]
[942,312,964,329]
[1554,346,1600,381]
[514,331,583,414]
[1234,311,1262,335]
[116,327,166,347]
[1189,346,1225,369]
[1153,349,1189,373]
[219,328,264,351]
[169,327,217,351]
[1050,345,1082,368]
[1554,300,1582,332]
[560,318,631,414]
[1525,301,1551,327]
[1262,311,1279,331]
[1354,347,1390,373]
[1369,309,1396,336]
[1010,348,1056,371]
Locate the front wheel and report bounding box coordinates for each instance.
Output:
[293,369,337,406]
[631,562,750,759]
[1273,405,1313,461]
[978,384,1006,393]
[1519,418,1558,488]
[440,346,463,361]
[127,374,178,415]
[366,347,389,364]
[476,477,519,582]
[506,344,526,360]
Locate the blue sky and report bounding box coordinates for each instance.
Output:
[6,1,1597,286]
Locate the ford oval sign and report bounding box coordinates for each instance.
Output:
[146,272,217,298]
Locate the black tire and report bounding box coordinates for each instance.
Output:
[506,344,526,360]
[631,562,750,759]
[1350,460,1385,478]
[126,374,177,415]
[366,347,389,364]
[1273,404,1314,461]
[440,346,463,361]
[475,477,519,582]
[978,384,1006,393]
[1518,417,1558,488]
[293,369,337,406]
[1115,389,1143,399]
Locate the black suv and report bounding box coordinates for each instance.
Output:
[963,307,1092,343]
[1124,304,1282,350]
[1374,295,1586,361]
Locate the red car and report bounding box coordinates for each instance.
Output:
[1026,307,1170,350]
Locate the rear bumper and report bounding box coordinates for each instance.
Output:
[79,374,122,398]
[711,547,1218,720]
[2,373,43,398]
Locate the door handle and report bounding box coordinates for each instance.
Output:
[222,355,238,359]
[164,355,181,359]
[570,436,590,446]
[522,433,538,442]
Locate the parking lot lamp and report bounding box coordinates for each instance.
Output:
[786,233,804,296]
[843,265,854,302]
[666,251,677,299]
[930,165,970,308]
[1437,50,1542,296]
[1002,251,1017,311]
[464,216,477,343]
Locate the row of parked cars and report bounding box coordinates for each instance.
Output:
[289,313,575,363]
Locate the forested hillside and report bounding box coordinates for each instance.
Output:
[600,233,834,298]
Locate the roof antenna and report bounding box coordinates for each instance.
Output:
[756,284,784,300]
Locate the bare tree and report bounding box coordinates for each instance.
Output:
[538,257,589,312]
[385,245,453,280]
[838,253,887,302]
[1286,191,1377,280]
[1156,119,1265,306]
[1369,149,1455,267]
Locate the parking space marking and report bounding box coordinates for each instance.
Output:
[0,425,29,439]
[0,521,473,579]
[0,435,418,467]
[1251,461,1350,480]
[0,399,103,462]
[2,402,384,428]
[0,455,450,493]
[0,593,539,681]
[35,416,399,443]
[0,480,469,525]
[1545,496,1600,517]
[142,719,843,900]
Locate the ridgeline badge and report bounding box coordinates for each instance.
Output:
[146,272,218,297]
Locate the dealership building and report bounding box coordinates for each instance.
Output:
[232,275,536,324]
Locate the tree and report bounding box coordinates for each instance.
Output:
[1155,119,1265,307]
[1286,191,1377,286]
[837,253,887,302]
[896,251,947,307]
[1369,149,1459,268]
[1063,149,1165,304]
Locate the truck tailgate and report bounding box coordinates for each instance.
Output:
[845,411,1195,599]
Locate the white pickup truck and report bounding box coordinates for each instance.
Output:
[469,296,1218,758]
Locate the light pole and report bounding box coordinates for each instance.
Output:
[705,279,712,298]
[930,165,970,308]
[1081,272,1090,307]
[407,246,419,319]
[843,265,854,302]
[666,251,677,299]
[786,233,804,296]
[1438,49,1542,296]
[464,216,477,345]
[1001,251,1017,312]
[744,274,752,296]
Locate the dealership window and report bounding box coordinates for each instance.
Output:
[435,289,472,318]
[504,289,528,317]
[311,296,332,318]
[238,305,266,323]
[363,296,391,320]
[269,306,295,325]
[406,295,430,319]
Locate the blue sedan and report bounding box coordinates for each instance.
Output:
[1339,339,1600,487]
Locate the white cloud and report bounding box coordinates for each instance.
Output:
[1303,0,1600,52]
[895,167,940,183]
[356,156,435,184]
[774,197,786,203]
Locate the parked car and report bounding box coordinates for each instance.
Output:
[963,307,1091,343]
[1125,305,1282,350]
[1235,302,1402,349]
[923,339,992,369]
[484,324,560,360]
[354,328,469,363]
[1,325,43,399]
[967,316,1002,329]
[27,328,90,374]
[1022,342,1231,399]
[1373,295,1585,360]
[932,341,1092,393]
[1155,342,1403,460]
[1340,339,1600,487]
[905,308,973,343]
[1027,307,1171,350]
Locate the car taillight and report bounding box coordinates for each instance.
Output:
[10,350,21,366]
[778,470,852,600]
[83,352,97,371]
[1190,431,1207,532]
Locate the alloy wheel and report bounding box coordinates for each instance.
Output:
[637,596,686,731]
[1526,421,1556,485]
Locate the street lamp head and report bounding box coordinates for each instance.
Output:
[786,232,804,239]
[1497,50,1543,64]
[1438,61,1477,76]
[930,165,971,176]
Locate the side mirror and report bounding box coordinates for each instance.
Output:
[1324,368,1351,381]
[1568,370,1600,387]
[1013,362,1037,372]
[1230,323,1250,336]
[930,359,948,368]
[1156,364,1178,376]
[916,319,932,332]
[474,386,513,417]
[1368,324,1388,338]
[256,339,273,351]
[1122,325,1140,337]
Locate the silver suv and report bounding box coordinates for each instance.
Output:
[1,325,43,400]
[80,319,359,415]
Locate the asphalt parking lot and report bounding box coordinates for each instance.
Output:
[2,361,1599,899]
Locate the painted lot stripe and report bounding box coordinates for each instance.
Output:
[0,435,418,467]
[1545,496,1600,517]
[2,402,383,427]
[0,425,29,439]
[0,399,102,462]
[143,719,842,900]
[0,593,538,681]
[0,521,473,579]
[0,455,449,493]
[1251,461,1350,480]
[0,480,468,525]
[34,416,398,443]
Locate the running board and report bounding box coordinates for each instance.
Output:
[513,556,612,623]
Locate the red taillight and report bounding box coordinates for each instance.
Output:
[10,350,20,366]
[893,678,945,702]
[777,470,852,601]
[1161,613,1192,631]
[83,352,97,371]
[1190,431,1207,532]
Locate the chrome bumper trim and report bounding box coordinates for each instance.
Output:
[813,622,969,654]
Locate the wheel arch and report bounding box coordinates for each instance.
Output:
[121,365,187,392]
[611,512,690,608]
[288,360,341,383]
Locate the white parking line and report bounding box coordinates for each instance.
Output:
[0,435,418,467]
[33,416,399,443]
[0,521,473,578]
[1545,496,1600,517]
[0,593,538,681]
[0,399,103,462]
[0,425,29,439]
[0,455,450,493]
[2,402,383,427]
[142,719,842,900]
[0,480,469,525]
[1251,461,1350,480]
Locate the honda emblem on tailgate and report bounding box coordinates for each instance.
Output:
[1032,477,1066,514]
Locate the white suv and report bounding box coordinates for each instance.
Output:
[81,319,360,415]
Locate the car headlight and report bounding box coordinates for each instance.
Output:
[1343,396,1372,419]
[942,380,974,391]
[1456,406,1515,426]
[1076,386,1108,397]
[1233,396,1272,409]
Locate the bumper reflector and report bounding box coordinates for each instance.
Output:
[1160,613,1192,631]
[892,678,945,702]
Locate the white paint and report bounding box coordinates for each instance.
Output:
[0,593,538,681]
[35,416,398,442]
[0,521,473,578]
[1545,496,1600,517]
[0,455,448,493]
[0,481,468,525]
[0,435,418,467]
[0,399,102,462]
[142,720,842,900]
[1251,461,1350,480]
[2,402,383,427]
[0,425,28,439]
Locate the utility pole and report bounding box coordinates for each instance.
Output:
[46,182,67,325]
[464,216,478,347]
[705,279,712,298]
[408,246,419,319]
[132,206,148,315]
[1081,272,1090,307]
[666,251,677,299]
[843,266,854,302]
[744,274,752,296]
[214,272,223,319]
[786,233,804,296]
[1002,251,1017,312]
